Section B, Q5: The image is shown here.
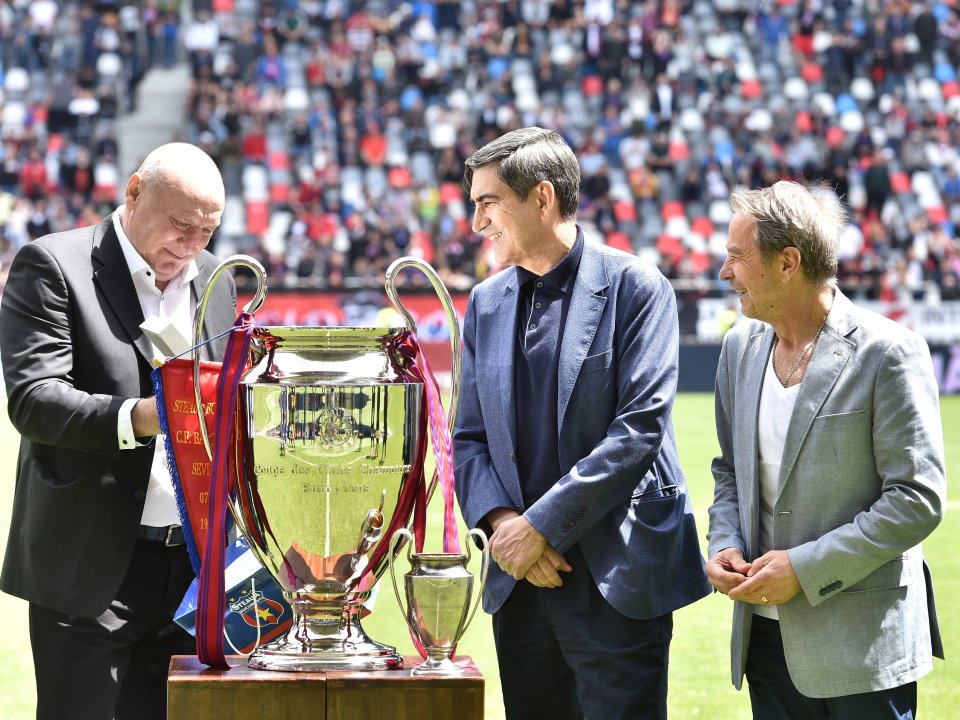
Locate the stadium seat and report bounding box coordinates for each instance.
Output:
[918,78,943,103]
[807,92,834,117]
[708,200,732,225]
[801,63,824,83]
[934,62,957,84]
[745,108,773,132]
[3,67,28,99]
[246,201,269,236]
[613,200,637,223]
[835,94,857,114]
[691,217,714,237]
[838,110,864,133]
[679,108,705,132]
[784,77,808,101]
[661,201,685,220]
[850,77,875,102]
[740,79,763,99]
[890,172,911,195]
[241,164,269,202]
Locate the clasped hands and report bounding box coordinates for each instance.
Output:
[706,547,802,606]
[486,509,572,588]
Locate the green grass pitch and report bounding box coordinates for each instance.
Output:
[0,394,956,719]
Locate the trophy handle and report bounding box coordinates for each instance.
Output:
[387,528,415,626]
[191,254,268,461]
[455,528,489,645]
[384,257,462,439]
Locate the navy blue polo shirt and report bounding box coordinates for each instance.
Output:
[513,230,584,506]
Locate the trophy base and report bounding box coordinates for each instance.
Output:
[410,656,465,675]
[247,610,403,672]
[248,634,403,672]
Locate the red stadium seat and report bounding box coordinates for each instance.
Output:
[613,200,637,222]
[582,75,603,96]
[691,217,714,236]
[669,141,689,160]
[801,63,824,83]
[268,152,290,170]
[439,181,462,204]
[927,205,947,224]
[825,126,846,147]
[605,230,632,253]
[890,172,911,195]
[388,166,412,189]
[661,201,685,220]
[269,182,290,204]
[246,201,269,235]
[740,79,763,99]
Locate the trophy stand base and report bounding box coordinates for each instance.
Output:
[410,656,466,675]
[248,615,402,672]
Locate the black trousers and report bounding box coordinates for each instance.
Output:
[746,616,918,720]
[492,544,672,720]
[29,538,195,720]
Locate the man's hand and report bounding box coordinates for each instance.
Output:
[706,547,752,595]
[523,546,573,588]
[131,398,161,437]
[727,550,802,606]
[489,514,548,580]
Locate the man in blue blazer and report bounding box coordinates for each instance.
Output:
[707,182,945,719]
[453,127,710,720]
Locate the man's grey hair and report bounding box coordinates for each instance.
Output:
[730,181,846,284]
[464,127,580,221]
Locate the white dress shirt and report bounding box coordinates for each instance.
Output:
[113,210,199,528]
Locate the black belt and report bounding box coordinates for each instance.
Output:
[137,524,185,547]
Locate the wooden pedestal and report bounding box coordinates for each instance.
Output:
[168,655,484,720]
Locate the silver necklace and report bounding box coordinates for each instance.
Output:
[773,317,828,387]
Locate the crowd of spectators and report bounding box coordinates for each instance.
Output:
[2,1,960,309]
[179,0,960,304]
[0,0,177,289]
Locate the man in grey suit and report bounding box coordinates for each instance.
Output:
[454,127,710,720]
[707,181,946,719]
[0,143,236,720]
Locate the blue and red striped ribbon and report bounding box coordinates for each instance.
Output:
[195,313,255,668]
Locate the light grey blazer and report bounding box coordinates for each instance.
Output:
[708,290,946,698]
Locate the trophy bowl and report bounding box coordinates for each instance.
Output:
[192,256,461,672]
[233,325,423,671]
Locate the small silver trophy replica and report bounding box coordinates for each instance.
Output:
[388,527,489,675]
[191,255,461,671]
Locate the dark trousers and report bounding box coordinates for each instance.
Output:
[492,544,672,720]
[746,616,918,720]
[29,539,195,720]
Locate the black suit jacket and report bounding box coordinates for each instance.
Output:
[0,216,236,617]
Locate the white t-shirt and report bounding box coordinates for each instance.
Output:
[755,347,800,620]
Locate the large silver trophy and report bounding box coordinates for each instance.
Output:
[192,255,461,671]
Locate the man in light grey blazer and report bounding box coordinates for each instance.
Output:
[707,181,946,719]
[455,127,710,720]
[1,143,236,720]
